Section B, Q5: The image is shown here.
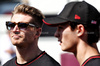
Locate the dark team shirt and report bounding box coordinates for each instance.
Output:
[82,55,100,66]
[3,51,60,66]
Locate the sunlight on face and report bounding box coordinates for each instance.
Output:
[9,14,37,47]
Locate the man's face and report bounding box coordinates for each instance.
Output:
[8,14,38,47]
[55,23,78,52]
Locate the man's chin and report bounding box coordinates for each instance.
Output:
[12,41,22,46]
[12,43,20,46]
[11,39,22,45]
[12,43,24,48]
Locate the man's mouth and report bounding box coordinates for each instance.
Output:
[12,35,20,39]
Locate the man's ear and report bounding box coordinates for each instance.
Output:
[76,24,85,37]
[35,28,42,37]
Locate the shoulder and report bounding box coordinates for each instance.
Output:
[36,52,60,66]
[82,55,100,66]
[3,57,16,66]
[20,51,60,66]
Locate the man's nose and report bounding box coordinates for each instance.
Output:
[54,30,59,38]
[12,25,20,32]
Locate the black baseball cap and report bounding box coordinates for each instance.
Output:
[43,1,100,26]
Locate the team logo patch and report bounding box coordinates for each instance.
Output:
[91,20,97,24]
[75,14,81,19]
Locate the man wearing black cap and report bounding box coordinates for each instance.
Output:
[43,1,100,66]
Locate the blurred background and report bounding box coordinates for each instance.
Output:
[0,0,100,66]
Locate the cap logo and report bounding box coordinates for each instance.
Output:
[91,20,97,24]
[75,14,81,19]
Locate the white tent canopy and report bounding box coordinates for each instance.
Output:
[29,0,100,15]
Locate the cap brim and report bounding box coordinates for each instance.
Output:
[43,16,68,27]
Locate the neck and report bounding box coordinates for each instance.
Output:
[74,41,99,66]
[15,41,42,64]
